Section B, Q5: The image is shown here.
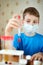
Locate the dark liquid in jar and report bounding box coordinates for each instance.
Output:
[26,60,33,65]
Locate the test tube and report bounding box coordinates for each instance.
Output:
[18,15,21,42]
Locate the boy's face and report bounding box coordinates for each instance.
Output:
[23,13,39,25]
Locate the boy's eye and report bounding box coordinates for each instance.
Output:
[33,21,37,24]
[27,21,30,23]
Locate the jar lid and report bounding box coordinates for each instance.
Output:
[26,55,31,60]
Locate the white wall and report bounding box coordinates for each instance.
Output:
[0,0,43,35]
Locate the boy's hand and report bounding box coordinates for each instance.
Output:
[5,15,22,36]
[31,52,43,62]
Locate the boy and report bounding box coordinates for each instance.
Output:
[5,7,43,61]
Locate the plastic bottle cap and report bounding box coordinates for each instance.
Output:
[18,15,21,19]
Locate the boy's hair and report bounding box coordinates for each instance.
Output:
[23,7,40,19]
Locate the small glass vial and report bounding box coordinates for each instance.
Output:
[34,60,42,65]
[19,59,27,65]
[26,55,33,65]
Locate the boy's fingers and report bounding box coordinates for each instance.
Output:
[10,21,19,26]
[31,54,43,62]
[6,21,18,30]
[34,57,42,61]
[34,56,38,60]
[31,54,36,61]
[9,18,19,24]
[38,57,42,61]
[9,24,18,29]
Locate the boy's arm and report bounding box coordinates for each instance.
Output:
[5,15,19,49]
[31,37,43,62]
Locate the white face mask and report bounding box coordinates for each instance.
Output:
[23,22,39,34]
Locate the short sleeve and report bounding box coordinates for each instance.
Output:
[12,34,19,50]
[41,37,43,52]
[41,47,43,52]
